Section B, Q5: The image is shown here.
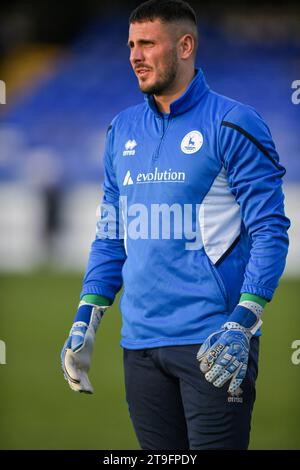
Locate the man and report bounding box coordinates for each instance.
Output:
[61,0,290,450]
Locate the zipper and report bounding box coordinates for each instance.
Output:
[152,114,171,163]
[207,257,229,309]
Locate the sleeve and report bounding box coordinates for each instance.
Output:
[219,103,290,301]
[80,120,127,302]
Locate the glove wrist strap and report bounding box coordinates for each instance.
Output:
[224,302,263,337]
[223,319,262,338]
[238,300,263,318]
[78,301,108,333]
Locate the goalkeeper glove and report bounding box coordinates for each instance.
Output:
[196,301,263,396]
[61,300,109,394]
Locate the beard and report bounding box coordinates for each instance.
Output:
[138,48,179,96]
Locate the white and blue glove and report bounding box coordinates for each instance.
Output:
[61,301,109,394]
[196,301,263,396]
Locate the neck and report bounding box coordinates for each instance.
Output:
[153,67,196,114]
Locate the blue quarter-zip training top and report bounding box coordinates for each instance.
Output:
[80,68,290,349]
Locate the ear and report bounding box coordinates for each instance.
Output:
[178,34,195,60]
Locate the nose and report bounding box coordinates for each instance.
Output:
[130,45,145,66]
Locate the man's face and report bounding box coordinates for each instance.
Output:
[128,19,179,95]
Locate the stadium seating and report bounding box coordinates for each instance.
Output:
[0,17,298,271]
[0,17,298,186]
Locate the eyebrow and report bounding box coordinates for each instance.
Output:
[127,39,156,48]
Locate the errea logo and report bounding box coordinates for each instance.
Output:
[228,396,243,404]
[123,139,137,156]
[227,388,243,404]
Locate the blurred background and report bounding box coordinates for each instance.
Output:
[0,0,299,450]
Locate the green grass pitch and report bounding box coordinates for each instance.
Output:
[0,272,299,449]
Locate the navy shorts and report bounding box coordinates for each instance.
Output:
[123,337,259,450]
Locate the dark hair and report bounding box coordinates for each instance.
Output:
[129,0,197,27]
